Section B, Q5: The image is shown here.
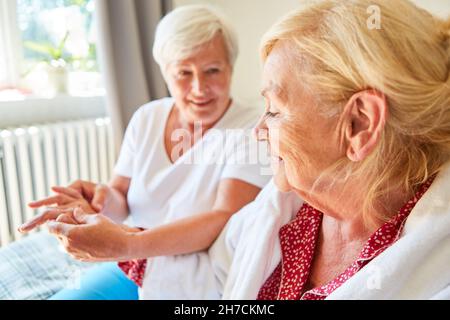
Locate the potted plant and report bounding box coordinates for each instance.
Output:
[24,31,71,94]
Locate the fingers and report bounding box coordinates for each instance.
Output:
[51,186,83,200]
[73,208,97,224]
[48,200,95,215]
[66,253,102,263]
[50,227,96,262]
[19,208,73,233]
[69,180,97,202]
[91,184,108,212]
[55,212,79,225]
[57,238,88,261]
[47,220,72,237]
[28,196,59,208]
[29,180,93,209]
[28,194,76,209]
[67,180,83,193]
[120,225,144,233]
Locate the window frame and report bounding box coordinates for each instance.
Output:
[0,0,106,127]
[0,0,22,88]
[0,94,106,129]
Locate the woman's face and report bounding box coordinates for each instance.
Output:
[255,41,344,194]
[165,34,233,127]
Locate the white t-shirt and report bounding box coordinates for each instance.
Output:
[113,97,271,299]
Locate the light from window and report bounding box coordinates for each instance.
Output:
[0,0,104,100]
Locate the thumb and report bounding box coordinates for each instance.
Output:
[47,221,72,237]
[92,185,108,212]
[73,208,93,224]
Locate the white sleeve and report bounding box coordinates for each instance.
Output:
[209,181,303,299]
[220,130,272,188]
[208,198,255,298]
[113,108,143,177]
[430,285,450,299]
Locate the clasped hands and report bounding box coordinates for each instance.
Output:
[19,180,138,262]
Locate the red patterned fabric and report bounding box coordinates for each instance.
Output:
[258,177,434,300]
[117,227,147,287]
[118,259,147,287]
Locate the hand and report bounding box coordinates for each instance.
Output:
[46,208,138,262]
[28,180,109,212]
[20,180,110,233]
[19,189,97,233]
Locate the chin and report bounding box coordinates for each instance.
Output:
[270,157,292,192]
[273,174,292,192]
[191,108,221,125]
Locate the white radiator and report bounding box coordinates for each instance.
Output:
[0,118,116,247]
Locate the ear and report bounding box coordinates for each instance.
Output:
[343,90,388,162]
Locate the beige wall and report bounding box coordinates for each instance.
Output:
[411,0,450,18]
[173,0,450,109]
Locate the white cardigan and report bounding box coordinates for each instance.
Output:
[209,162,450,299]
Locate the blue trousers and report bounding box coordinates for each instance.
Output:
[49,262,139,300]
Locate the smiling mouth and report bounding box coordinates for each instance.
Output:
[270,155,283,162]
[189,99,214,107]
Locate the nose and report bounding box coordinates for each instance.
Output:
[191,74,209,96]
[253,112,269,141]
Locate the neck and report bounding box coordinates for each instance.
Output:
[176,98,232,135]
[295,177,410,241]
[170,108,208,138]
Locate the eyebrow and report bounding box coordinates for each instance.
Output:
[173,60,225,67]
[260,83,283,98]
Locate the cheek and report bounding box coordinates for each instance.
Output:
[267,120,291,156]
[266,121,280,147]
[168,79,189,99]
[283,158,302,182]
[280,136,329,191]
[273,121,311,188]
[210,74,231,95]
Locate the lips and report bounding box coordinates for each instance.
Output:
[269,148,283,162]
[189,99,214,107]
[270,154,283,163]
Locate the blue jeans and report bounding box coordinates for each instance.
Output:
[49,262,139,300]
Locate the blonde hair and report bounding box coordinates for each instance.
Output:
[261,0,450,226]
[153,5,238,72]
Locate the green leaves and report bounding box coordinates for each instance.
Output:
[68,0,89,7]
[24,31,70,61]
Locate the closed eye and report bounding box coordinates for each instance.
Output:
[178,70,192,76]
[206,68,220,75]
[265,111,279,118]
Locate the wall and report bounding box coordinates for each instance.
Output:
[173,0,450,109]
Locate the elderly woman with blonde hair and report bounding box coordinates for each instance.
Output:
[210,0,450,299]
[13,5,270,300]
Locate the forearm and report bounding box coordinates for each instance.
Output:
[126,210,233,259]
[101,186,129,223]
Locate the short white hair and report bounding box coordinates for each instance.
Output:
[152,4,239,71]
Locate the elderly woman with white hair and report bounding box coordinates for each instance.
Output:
[210,0,450,299]
[17,5,270,300]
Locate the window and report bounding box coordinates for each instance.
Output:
[0,0,104,101]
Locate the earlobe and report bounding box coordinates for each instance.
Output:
[347,145,362,162]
